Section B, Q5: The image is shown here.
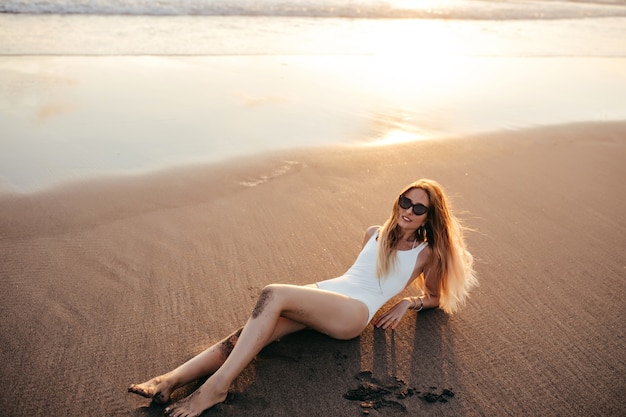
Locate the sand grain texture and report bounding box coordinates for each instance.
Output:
[1,122,625,416]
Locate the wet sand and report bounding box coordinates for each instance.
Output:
[1,121,625,416]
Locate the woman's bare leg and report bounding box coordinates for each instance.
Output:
[165,284,368,417]
[128,317,306,404]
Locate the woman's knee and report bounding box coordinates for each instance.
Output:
[252,284,282,318]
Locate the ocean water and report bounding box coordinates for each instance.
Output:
[2,0,626,19]
[1,0,626,191]
[2,0,626,55]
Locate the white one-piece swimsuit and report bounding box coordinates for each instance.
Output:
[317,233,427,324]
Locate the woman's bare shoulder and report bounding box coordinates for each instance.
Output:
[362,225,381,247]
[365,225,381,237]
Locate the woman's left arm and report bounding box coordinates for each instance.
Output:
[374,247,439,330]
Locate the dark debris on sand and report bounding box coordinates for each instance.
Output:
[343,371,455,413]
[420,387,455,403]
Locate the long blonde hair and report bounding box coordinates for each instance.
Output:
[376,179,477,314]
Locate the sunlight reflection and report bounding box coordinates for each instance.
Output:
[369,129,428,146]
[363,19,464,57]
[357,109,432,147]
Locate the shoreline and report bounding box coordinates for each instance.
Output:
[1,120,625,241]
[2,53,626,193]
[1,119,625,197]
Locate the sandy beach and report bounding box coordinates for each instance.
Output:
[1,121,625,416]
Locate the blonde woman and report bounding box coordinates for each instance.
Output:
[128,179,478,417]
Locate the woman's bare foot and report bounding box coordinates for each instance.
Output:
[128,373,176,404]
[164,380,228,417]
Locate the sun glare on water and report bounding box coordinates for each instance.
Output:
[370,129,428,146]
[311,5,475,148]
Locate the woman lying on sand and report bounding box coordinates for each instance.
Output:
[128,178,478,417]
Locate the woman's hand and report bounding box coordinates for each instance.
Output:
[374,299,412,330]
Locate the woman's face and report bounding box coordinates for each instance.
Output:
[397,187,430,230]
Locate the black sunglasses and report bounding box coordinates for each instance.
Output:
[398,195,429,215]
